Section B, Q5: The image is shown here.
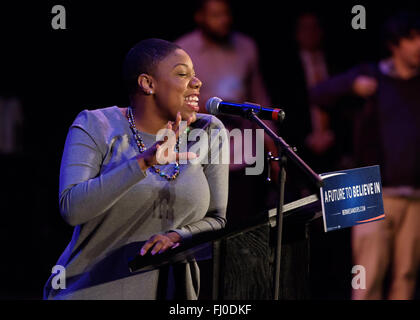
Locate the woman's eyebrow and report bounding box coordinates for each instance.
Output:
[172,63,190,69]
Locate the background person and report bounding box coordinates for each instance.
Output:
[176,0,278,226]
[310,11,420,299]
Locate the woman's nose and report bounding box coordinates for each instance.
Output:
[190,76,202,89]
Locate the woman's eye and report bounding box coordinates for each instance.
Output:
[178,73,187,77]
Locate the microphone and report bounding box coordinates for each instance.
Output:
[205,97,285,122]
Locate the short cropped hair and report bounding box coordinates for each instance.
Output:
[382,11,420,47]
[194,0,231,13]
[122,38,181,96]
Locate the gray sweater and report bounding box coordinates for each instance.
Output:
[43,106,228,299]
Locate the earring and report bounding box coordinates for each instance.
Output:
[149,90,153,95]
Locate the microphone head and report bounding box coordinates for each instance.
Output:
[205,97,222,115]
[277,109,286,122]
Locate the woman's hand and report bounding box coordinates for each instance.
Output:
[136,112,197,171]
[140,232,181,256]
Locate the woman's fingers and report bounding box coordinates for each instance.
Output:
[153,112,196,165]
[164,111,190,140]
[187,114,194,126]
[150,240,175,255]
[173,112,182,139]
[150,241,164,255]
[156,241,175,255]
[155,139,176,164]
[171,242,180,249]
[140,237,155,256]
[140,235,175,256]
[176,151,197,161]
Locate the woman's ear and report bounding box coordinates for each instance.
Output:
[137,73,155,95]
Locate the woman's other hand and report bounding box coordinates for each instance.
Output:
[136,111,197,171]
[140,232,181,256]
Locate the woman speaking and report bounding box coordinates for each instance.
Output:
[43,39,228,299]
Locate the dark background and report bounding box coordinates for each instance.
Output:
[0,0,419,299]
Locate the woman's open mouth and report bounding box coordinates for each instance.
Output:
[184,95,199,112]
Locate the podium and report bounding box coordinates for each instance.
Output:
[213,194,321,300]
[128,194,322,300]
[128,107,324,300]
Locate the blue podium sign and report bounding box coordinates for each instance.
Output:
[320,165,385,232]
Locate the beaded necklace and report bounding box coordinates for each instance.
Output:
[126,106,180,181]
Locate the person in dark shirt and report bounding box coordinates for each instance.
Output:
[310,11,420,299]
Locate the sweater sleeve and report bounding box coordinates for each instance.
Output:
[169,116,229,242]
[309,64,366,109]
[59,110,147,226]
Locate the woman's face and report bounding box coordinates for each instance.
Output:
[152,48,202,123]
